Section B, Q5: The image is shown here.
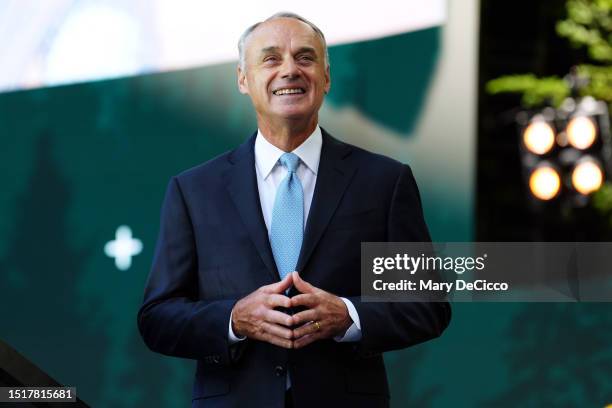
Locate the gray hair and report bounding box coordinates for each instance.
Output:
[237,12,330,72]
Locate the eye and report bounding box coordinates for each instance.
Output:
[263,55,279,63]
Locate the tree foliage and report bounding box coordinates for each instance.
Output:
[486,74,570,107]
[485,0,612,108]
[486,0,612,220]
[557,0,612,63]
[593,182,612,225]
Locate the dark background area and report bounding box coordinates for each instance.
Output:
[477,0,608,241]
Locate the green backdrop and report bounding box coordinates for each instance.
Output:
[1,28,611,407]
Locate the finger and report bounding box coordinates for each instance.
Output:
[264,309,294,326]
[265,272,294,293]
[293,320,321,339]
[292,271,314,293]
[265,293,292,309]
[290,293,318,308]
[262,334,293,349]
[293,333,319,349]
[263,333,293,349]
[262,321,294,339]
[291,308,318,326]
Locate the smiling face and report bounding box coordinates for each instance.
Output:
[238,17,330,128]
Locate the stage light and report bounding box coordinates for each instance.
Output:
[523,120,555,155]
[571,159,603,195]
[517,96,610,209]
[566,116,597,150]
[529,165,561,200]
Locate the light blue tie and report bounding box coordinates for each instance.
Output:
[270,152,304,280]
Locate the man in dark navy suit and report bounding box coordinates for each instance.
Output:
[137,12,451,408]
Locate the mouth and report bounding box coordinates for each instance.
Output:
[272,87,306,96]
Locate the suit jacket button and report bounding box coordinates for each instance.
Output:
[212,356,220,364]
[274,365,285,376]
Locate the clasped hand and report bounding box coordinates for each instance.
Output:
[231,272,352,349]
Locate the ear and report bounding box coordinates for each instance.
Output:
[237,65,249,95]
[323,65,331,94]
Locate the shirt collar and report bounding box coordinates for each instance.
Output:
[255,125,322,179]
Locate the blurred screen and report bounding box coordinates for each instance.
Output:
[0,0,445,92]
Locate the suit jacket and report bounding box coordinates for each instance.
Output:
[137,128,451,408]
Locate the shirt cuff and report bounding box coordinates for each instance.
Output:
[228,310,247,344]
[334,297,362,342]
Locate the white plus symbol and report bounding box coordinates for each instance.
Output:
[104,225,143,270]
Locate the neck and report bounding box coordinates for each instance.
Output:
[257,116,318,152]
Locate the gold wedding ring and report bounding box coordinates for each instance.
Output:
[313,320,321,331]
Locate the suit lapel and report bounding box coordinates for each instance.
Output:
[224,129,357,282]
[224,133,280,282]
[295,129,357,273]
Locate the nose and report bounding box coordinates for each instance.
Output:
[280,57,300,79]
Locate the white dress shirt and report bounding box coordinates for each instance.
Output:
[228,126,362,345]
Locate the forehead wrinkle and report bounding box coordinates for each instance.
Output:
[248,19,324,59]
[260,46,280,55]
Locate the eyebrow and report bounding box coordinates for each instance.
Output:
[259,46,318,57]
[295,47,317,56]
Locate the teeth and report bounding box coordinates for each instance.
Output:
[274,88,304,95]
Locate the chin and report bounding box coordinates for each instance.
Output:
[274,109,312,120]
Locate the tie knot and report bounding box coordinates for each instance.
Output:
[279,152,300,173]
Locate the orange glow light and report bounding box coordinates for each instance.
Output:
[567,116,597,150]
[529,166,561,200]
[523,121,555,155]
[572,160,603,195]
